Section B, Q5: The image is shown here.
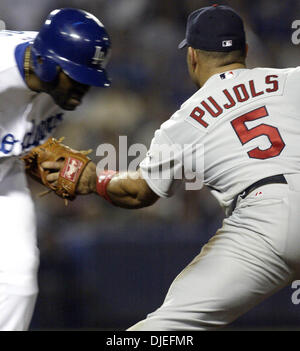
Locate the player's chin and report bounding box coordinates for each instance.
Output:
[62,104,77,111]
[59,98,82,111]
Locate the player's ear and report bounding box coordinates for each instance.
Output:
[188,47,197,71]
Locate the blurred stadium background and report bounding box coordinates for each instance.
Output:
[2,0,299,330]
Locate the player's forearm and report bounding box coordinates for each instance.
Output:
[108,172,158,209]
[94,169,159,209]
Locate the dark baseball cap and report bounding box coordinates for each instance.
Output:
[178,4,246,52]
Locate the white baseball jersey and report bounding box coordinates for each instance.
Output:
[140,67,300,210]
[0,30,64,330]
[0,30,64,180]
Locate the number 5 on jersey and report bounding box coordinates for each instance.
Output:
[231,106,285,160]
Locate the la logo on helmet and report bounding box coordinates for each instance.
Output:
[92,46,105,66]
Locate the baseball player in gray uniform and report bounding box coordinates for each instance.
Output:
[46,4,300,330]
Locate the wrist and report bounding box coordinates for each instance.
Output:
[96,170,117,202]
[90,170,98,193]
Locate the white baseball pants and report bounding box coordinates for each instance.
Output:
[0,159,39,330]
[128,174,300,331]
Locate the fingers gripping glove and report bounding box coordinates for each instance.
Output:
[21,137,92,205]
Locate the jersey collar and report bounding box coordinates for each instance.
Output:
[203,68,248,89]
[15,41,31,83]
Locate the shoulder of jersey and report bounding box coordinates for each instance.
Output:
[251,66,298,75]
[171,88,207,123]
[0,30,37,72]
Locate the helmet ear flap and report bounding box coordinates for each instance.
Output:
[31,51,58,82]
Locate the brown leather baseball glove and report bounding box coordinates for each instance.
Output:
[21,137,92,204]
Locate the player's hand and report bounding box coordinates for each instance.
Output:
[41,160,64,186]
[41,160,96,195]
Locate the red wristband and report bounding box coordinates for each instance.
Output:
[96,170,117,203]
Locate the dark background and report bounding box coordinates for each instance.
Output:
[1,0,299,330]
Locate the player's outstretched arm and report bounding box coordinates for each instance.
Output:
[42,161,159,209]
[78,164,159,209]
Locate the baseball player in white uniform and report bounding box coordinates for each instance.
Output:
[0,8,111,330]
[45,4,300,330]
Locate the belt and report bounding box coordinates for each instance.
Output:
[239,174,287,199]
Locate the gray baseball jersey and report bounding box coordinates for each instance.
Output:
[129,67,300,330]
[140,67,300,210]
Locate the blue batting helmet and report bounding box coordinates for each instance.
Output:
[31,8,111,87]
